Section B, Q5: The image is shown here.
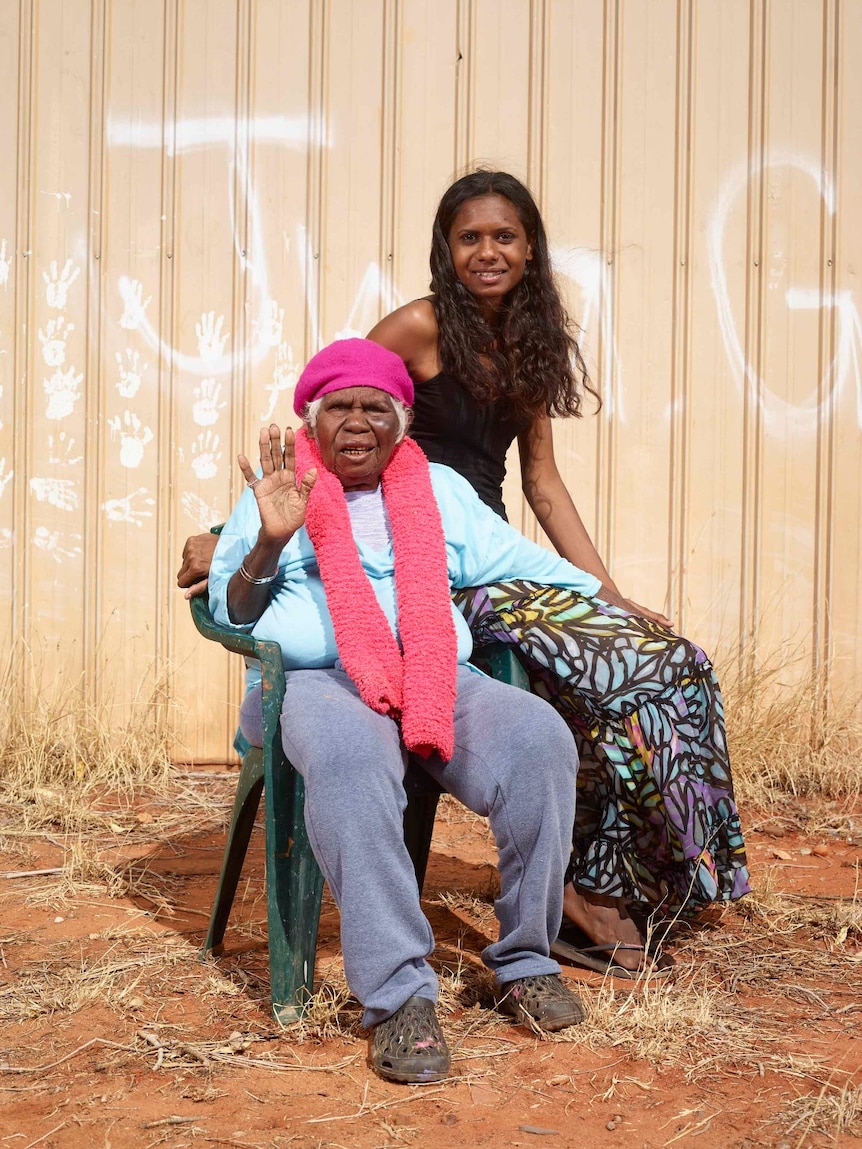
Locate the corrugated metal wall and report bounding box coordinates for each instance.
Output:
[1,0,859,761]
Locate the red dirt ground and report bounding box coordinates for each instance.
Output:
[1,778,860,1149]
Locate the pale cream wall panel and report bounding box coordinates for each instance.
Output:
[27,0,93,678]
[683,0,752,656]
[245,0,313,395]
[464,0,532,175]
[828,0,862,690]
[168,0,247,757]
[755,0,832,673]
[0,7,21,654]
[394,0,460,308]
[608,0,679,612]
[540,0,614,565]
[97,0,171,721]
[317,0,386,343]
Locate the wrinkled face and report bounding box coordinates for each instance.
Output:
[311,387,408,490]
[447,194,534,317]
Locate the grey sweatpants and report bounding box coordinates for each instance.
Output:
[240,664,577,1028]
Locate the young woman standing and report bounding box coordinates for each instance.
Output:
[366,171,750,973]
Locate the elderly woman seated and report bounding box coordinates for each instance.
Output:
[208,339,601,1085]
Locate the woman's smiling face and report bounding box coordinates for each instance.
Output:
[311,387,406,490]
[446,194,534,318]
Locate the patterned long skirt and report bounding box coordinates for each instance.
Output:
[455,581,751,914]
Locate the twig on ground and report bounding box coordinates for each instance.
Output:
[22,1124,67,1149]
[0,1038,136,1074]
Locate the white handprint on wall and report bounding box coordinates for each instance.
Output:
[192,377,227,426]
[115,349,148,398]
[108,411,154,469]
[195,312,230,363]
[0,240,11,288]
[44,366,83,420]
[38,316,75,367]
[29,477,79,512]
[119,278,152,330]
[190,430,222,479]
[181,491,220,530]
[103,487,155,527]
[33,526,82,564]
[47,432,84,466]
[255,299,285,348]
[43,259,81,309]
[261,340,298,421]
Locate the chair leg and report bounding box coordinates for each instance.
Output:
[403,790,442,895]
[202,749,265,956]
[264,758,326,1024]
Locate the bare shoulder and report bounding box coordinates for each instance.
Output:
[367,299,439,380]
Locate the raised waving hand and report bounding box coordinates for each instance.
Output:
[237,424,317,545]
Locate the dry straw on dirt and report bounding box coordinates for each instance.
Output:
[722,657,862,810]
[0,642,174,801]
[1,650,861,1142]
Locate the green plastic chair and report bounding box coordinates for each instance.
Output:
[189,594,529,1023]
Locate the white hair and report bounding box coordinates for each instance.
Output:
[303,393,411,443]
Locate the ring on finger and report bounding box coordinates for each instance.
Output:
[247,478,262,488]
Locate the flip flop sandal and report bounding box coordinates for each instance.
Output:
[368,995,451,1084]
[551,922,674,980]
[495,973,586,1032]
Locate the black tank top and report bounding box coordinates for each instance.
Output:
[410,370,530,520]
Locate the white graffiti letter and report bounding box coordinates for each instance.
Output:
[0,240,11,288]
[0,457,13,495]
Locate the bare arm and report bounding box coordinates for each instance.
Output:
[227,425,317,625]
[518,415,672,626]
[367,299,440,381]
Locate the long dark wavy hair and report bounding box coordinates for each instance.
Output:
[429,170,599,419]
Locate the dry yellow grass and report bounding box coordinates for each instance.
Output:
[722,660,862,809]
[0,643,174,798]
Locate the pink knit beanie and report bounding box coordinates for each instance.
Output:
[293,338,415,415]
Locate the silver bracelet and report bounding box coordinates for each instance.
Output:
[238,561,279,585]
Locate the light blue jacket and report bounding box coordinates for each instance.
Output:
[209,462,601,671]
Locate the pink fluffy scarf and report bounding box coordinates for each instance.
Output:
[293,426,458,761]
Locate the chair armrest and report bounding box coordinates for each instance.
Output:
[188,595,285,695]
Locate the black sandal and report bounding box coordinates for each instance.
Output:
[495,973,586,1032]
[368,996,451,1084]
[551,922,674,979]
